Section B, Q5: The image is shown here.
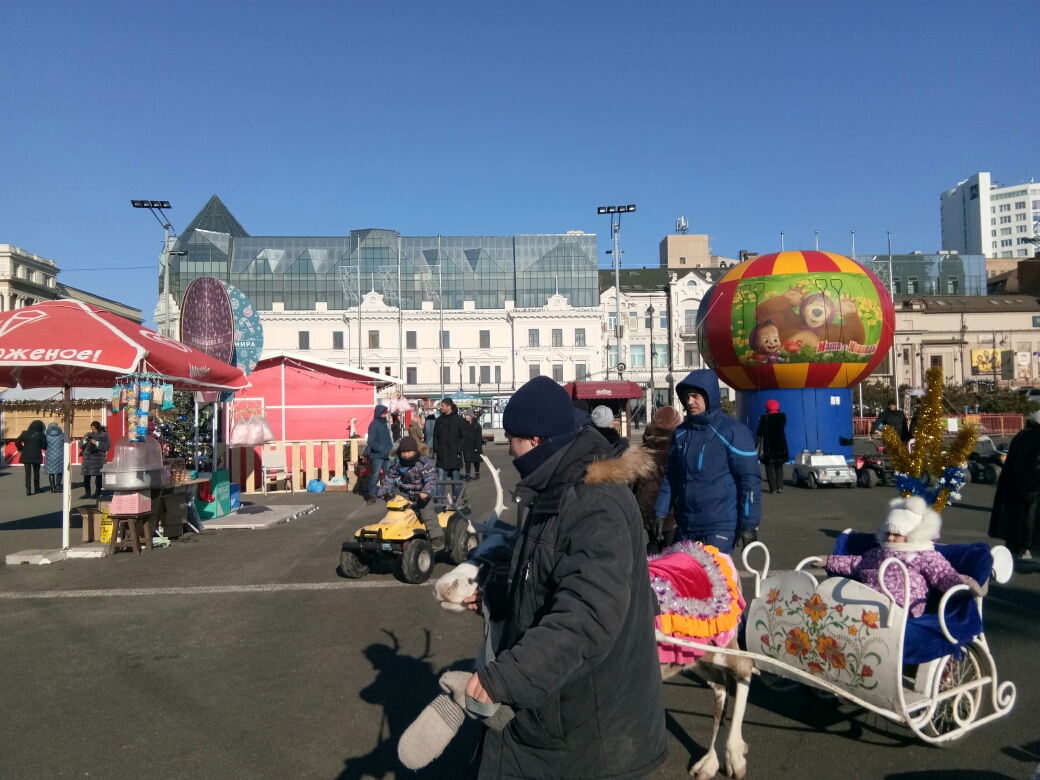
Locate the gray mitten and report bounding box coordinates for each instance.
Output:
[397,672,471,770]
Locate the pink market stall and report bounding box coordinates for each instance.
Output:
[226,352,397,493]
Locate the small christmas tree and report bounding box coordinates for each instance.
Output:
[156,391,213,469]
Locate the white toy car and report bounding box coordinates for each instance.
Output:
[793,450,856,489]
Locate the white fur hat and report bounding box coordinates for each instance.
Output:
[877,495,941,549]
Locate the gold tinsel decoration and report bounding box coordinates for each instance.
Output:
[880,365,977,512]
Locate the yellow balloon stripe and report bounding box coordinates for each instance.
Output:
[774,363,809,388]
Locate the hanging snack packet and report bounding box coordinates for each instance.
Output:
[152,383,164,409]
[112,385,121,413]
[163,383,175,410]
[139,381,152,415]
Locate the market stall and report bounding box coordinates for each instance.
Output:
[561,380,646,438]
[0,300,249,557]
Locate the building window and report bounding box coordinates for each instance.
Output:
[1015,201,1026,209]
[298,331,310,350]
[630,344,646,367]
[552,364,564,381]
[442,366,451,384]
[1017,213,1027,221]
[333,331,344,350]
[440,331,450,349]
[608,345,618,367]
[660,311,668,329]
[552,329,563,347]
[645,310,653,329]
[653,344,668,366]
[1001,228,1012,235]
[608,312,617,332]
[494,365,501,384]
[529,364,540,379]
[684,309,696,331]
[1019,249,1030,256]
[684,347,696,367]
[946,278,959,294]
[907,277,918,294]
[479,330,490,349]
[480,365,491,383]
[1000,204,1010,212]
[575,363,587,381]
[574,328,586,347]
[902,348,910,365]
[991,230,997,237]
[992,242,998,249]
[369,367,379,374]
[1018,226,1028,233]
[1000,216,1011,224]
[368,330,380,349]
[1001,239,1013,247]
[1033,200,1040,210]
[469,365,476,384]
[930,355,942,368]
[991,218,996,225]
[679,256,686,265]
[406,331,417,349]
[629,311,638,331]
[528,329,539,347]
[385,367,392,377]
[893,278,902,294]
[406,367,417,384]
[1002,251,1013,258]
[990,206,995,213]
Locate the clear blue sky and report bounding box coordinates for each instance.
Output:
[2,2,1038,324]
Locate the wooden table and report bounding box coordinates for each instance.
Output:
[107,477,213,554]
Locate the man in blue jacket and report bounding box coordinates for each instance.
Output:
[653,368,761,554]
[365,404,393,505]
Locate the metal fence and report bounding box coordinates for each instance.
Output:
[853,414,1024,438]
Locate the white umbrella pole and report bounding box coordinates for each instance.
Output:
[62,386,72,550]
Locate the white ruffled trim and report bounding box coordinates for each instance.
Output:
[649,540,734,619]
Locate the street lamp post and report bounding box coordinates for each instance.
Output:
[457,351,464,394]
[131,200,175,336]
[598,204,636,379]
[647,303,655,412]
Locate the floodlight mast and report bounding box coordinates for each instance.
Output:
[597,204,635,379]
[132,200,176,337]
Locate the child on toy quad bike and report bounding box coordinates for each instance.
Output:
[375,436,445,551]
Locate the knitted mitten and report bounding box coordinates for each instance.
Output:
[398,672,471,770]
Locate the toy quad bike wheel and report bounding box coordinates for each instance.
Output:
[397,538,434,584]
[339,549,371,579]
[447,514,478,565]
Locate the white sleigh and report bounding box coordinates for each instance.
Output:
[657,534,1016,744]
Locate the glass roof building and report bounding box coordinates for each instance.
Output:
[855,253,987,297]
[169,196,599,312]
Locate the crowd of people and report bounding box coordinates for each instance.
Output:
[14,418,109,498]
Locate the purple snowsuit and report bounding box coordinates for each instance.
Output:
[826,547,966,617]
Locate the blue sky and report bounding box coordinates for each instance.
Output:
[2,2,1038,324]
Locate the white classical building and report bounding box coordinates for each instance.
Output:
[941,173,1040,260]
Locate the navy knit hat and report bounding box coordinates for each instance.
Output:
[503,376,576,438]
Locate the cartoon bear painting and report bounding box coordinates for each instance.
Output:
[751,287,805,349]
[785,292,866,351]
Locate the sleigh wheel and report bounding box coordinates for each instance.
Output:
[924,646,983,738]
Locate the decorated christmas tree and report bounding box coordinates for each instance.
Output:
[155,391,213,468]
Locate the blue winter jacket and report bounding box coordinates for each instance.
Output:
[423,415,436,445]
[367,405,393,459]
[653,369,761,552]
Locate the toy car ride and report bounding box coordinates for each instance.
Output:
[855,445,894,488]
[966,435,1006,484]
[793,449,856,489]
[340,478,479,584]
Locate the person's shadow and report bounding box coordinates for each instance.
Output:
[336,629,481,780]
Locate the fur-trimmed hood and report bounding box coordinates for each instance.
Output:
[585,445,656,486]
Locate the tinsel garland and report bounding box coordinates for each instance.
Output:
[881,365,977,512]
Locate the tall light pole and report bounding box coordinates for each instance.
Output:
[647,303,656,411]
[131,200,175,336]
[598,204,636,379]
[438,234,444,400]
[457,351,464,393]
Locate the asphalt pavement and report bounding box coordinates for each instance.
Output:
[0,442,1037,780]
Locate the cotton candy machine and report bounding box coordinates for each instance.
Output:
[102,436,166,490]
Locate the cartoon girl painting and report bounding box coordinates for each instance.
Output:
[747,319,787,364]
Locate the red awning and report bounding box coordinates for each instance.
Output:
[565,381,645,401]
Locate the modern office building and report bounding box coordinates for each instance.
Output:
[166,196,603,394]
[855,252,987,296]
[940,173,1040,259]
[658,233,736,269]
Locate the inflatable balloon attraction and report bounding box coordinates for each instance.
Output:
[696,251,895,457]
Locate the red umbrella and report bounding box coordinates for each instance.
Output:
[0,300,249,391]
[0,300,249,554]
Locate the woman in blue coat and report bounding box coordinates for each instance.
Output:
[653,368,761,554]
[44,422,66,493]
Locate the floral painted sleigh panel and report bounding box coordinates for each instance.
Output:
[745,570,903,711]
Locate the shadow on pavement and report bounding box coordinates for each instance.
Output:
[1001,738,1040,764]
[0,509,75,531]
[336,629,480,780]
[886,772,1018,780]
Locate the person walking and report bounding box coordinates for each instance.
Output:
[462,410,484,480]
[871,400,909,442]
[407,414,424,447]
[990,409,1040,562]
[390,412,402,444]
[756,399,790,494]
[365,404,393,505]
[15,419,47,496]
[462,375,668,779]
[634,405,683,552]
[79,421,110,499]
[653,368,761,554]
[590,405,621,444]
[432,398,466,501]
[44,421,66,494]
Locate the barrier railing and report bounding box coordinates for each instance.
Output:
[853,414,1024,439]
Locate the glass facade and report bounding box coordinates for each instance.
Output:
[170,196,599,311]
[855,253,987,296]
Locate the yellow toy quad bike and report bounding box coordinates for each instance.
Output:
[339,482,479,584]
